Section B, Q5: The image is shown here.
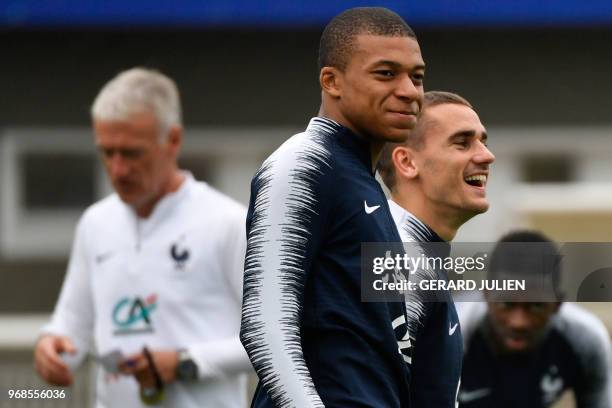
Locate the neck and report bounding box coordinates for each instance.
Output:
[391,189,467,241]
[369,139,385,173]
[318,104,379,173]
[135,169,185,218]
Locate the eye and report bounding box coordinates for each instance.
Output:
[454,140,469,149]
[493,302,512,311]
[99,148,114,159]
[527,303,546,314]
[121,149,143,159]
[374,70,394,78]
[412,72,425,83]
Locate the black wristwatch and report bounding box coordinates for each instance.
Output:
[175,349,198,381]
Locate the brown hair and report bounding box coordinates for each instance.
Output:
[378,91,473,191]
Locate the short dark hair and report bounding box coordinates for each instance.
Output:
[318,7,416,71]
[378,91,473,191]
[489,230,562,295]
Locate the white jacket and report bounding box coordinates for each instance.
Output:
[42,173,252,408]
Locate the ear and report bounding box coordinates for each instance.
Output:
[166,126,183,156]
[392,146,418,180]
[319,67,342,98]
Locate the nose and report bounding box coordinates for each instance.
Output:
[107,153,130,180]
[474,143,495,166]
[506,307,531,332]
[395,74,422,102]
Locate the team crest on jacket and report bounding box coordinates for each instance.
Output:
[170,241,190,270]
[541,365,564,405]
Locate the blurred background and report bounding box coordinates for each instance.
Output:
[1,1,611,406]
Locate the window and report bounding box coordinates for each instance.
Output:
[178,155,215,184]
[20,153,96,210]
[521,154,575,183]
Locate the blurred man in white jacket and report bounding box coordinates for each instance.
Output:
[34,67,252,408]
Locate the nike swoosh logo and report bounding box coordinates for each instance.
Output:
[458,388,491,403]
[449,322,458,336]
[364,201,381,214]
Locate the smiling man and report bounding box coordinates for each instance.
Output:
[378,90,495,407]
[240,7,424,408]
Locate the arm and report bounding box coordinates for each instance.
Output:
[569,305,612,408]
[189,208,252,379]
[35,216,94,384]
[575,337,611,408]
[240,138,331,408]
[121,337,251,385]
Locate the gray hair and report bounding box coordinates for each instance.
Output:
[91,67,182,139]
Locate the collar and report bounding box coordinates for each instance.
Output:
[147,171,193,220]
[307,116,374,174]
[388,200,444,242]
[125,171,194,227]
[388,199,450,258]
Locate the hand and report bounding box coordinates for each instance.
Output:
[119,349,179,387]
[34,335,76,386]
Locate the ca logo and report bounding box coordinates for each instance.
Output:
[112,294,157,334]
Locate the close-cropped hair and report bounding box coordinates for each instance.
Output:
[489,230,562,295]
[91,67,182,139]
[378,91,473,191]
[318,7,416,71]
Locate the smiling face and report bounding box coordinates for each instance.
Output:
[323,34,425,143]
[413,103,495,220]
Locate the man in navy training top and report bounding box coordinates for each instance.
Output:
[378,90,496,407]
[458,230,612,408]
[240,7,426,408]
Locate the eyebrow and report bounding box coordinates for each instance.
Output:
[371,60,426,71]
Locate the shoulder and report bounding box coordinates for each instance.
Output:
[554,303,611,357]
[79,194,125,229]
[188,180,246,220]
[249,129,338,213]
[257,129,335,180]
[180,181,247,242]
[66,195,127,251]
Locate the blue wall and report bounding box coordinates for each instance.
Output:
[3,0,612,28]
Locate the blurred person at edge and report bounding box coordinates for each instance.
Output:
[457,230,612,408]
[34,67,252,407]
[378,90,495,407]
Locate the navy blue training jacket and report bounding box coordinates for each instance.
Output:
[240,117,412,408]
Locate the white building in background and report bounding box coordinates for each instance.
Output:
[2,125,612,261]
[0,127,294,259]
[456,126,612,243]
